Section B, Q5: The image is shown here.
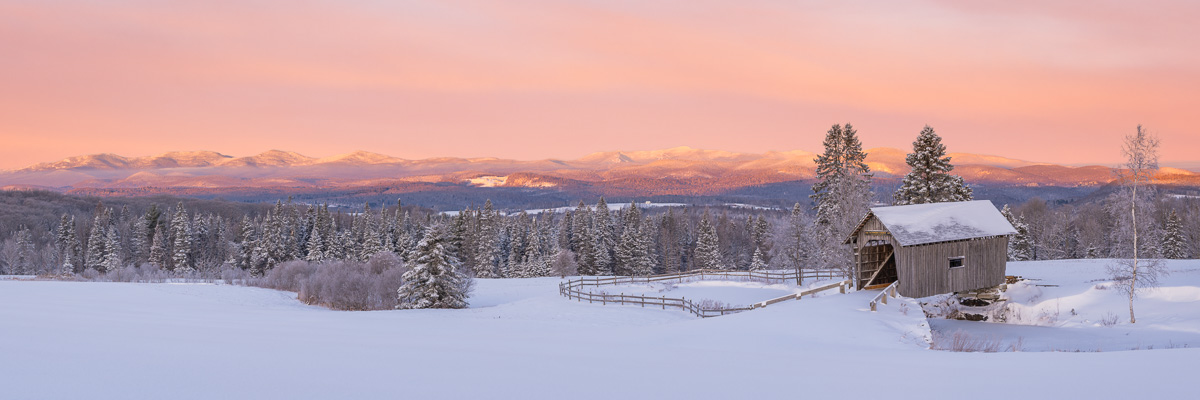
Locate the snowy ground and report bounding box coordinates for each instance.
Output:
[1,260,1197,399]
[926,259,1200,352]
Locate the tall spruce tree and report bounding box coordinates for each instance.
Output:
[695,211,722,270]
[171,203,194,273]
[1162,210,1189,259]
[810,123,872,273]
[1001,205,1033,261]
[472,200,500,278]
[397,224,470,309]
[630,219,656,276]
[893,125,972,205]
[749,247,767,271]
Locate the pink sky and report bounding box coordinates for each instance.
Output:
[1,0,1197,169]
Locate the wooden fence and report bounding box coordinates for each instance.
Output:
[868,280,901,312]
[558,269,851,318]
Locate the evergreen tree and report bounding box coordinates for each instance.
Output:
[11,226,35,275]
[54,215,77,274]
[614,223,637,276]
[149,225,168,269]
[629,219,656,276]
[61,216,79,274]
[171,203,194,273]
[749,247,767,271]
[85,207,110,272]
[305,223,325,263]
[397,224,470,309]
[592,197,614,275]
[572,203,598,275]
[1001,205,1033,261]
[893,125,972,205]
[695,211,722,270]
[472,200,500,278]
[658,209,682,274]
[103,225,123,273]
[1162,210,1190,259]
[359,205,385,261]
[810,123,872,273]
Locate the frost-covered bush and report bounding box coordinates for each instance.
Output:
[258,260,318,292]
[253,259,407,310]
[221,266,250,285]
[80,268,100,281]
[300,262,373,310]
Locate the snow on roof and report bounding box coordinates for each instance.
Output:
[868,200,1017,246]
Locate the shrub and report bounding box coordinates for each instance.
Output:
[934,330,1004,353]
[253,259,408,311]
[258,260,317,292]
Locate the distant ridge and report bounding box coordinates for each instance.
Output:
[3,147,1196,198]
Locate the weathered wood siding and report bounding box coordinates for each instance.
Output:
[895,236,1009,298]
[849,214,1009,297]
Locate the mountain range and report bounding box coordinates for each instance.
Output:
[3,147,1198,208]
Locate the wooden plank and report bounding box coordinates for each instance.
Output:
[862,249,894,288]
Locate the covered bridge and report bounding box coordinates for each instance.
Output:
[844,200,1017,298]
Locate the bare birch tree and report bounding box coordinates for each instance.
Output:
[1107,125,1165,323]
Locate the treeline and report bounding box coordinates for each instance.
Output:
[1002,195,1198,261]
[0,192,831,279]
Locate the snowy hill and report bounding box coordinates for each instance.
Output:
[2,259,1199,399]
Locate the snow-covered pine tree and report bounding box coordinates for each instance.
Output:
[129,212,149,266]
[592,197,614,275]
[171,203,194,274]
[54,215,76,274]
[658,209,682,274]
[1162,210,1190,259]
[85,207,110,272]
[810,123,872,273]
[629,219,656,276]
[397,224,470,309]
[11,226,35,275]
[572,203,598,275]
[892,125,972,205]
[57,216,79,274]
[103,225,123,273]
[695,211,722,270]
[149,224,167,269]
[749,247,767,271]
[1000,205,1033,261]
[305,223,325,263]
[614,223,637,276]
[395,211,415,261]
[753,215,771,263]
[359,205,385,261]
[472,200,500,278]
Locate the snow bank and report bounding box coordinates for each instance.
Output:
[1,264,1197,399]
[925,259,1200,352]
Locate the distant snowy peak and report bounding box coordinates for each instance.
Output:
[17,151,233,172]
[315,151,403,165]
[216,150,316,168]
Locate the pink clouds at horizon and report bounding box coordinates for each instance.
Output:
[0,0,1196,169]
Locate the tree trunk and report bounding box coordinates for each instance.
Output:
[1129,185,1138,324]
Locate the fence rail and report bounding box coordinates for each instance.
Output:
[868,281,901,312]
[558,269,850,318]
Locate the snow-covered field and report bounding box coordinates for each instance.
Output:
[927,259,1200,352]
[2,259,1198,399]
